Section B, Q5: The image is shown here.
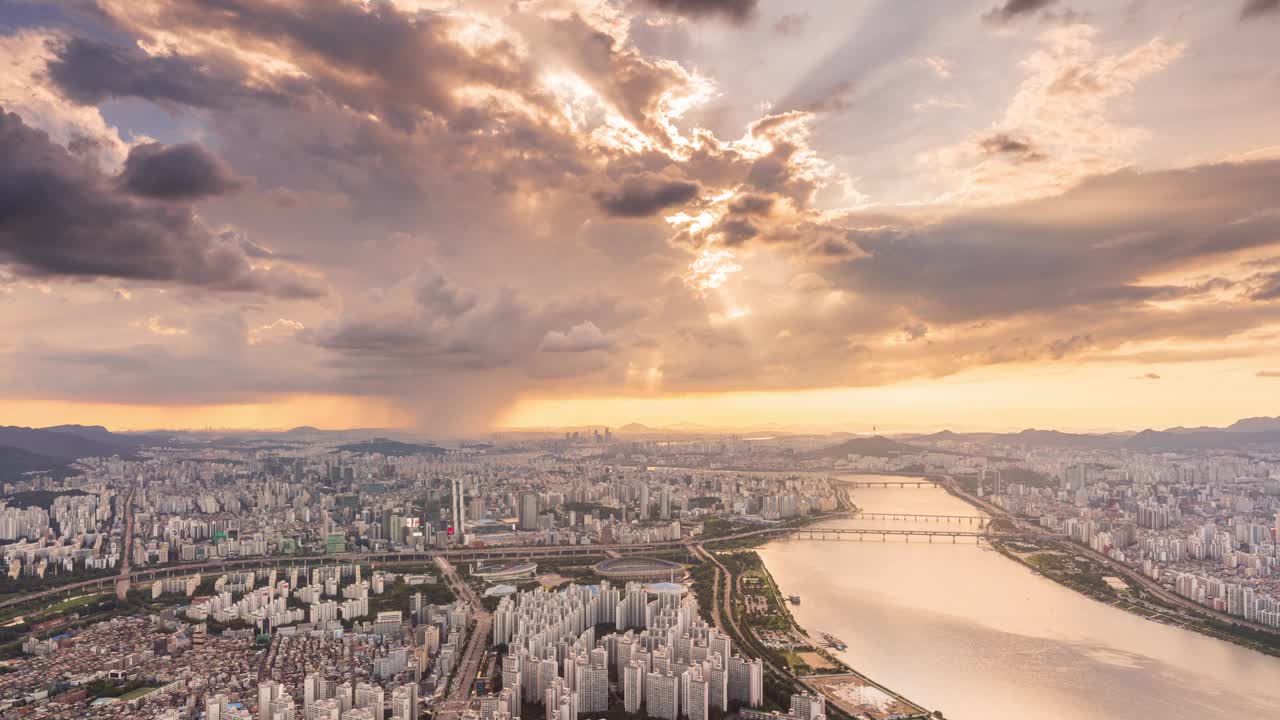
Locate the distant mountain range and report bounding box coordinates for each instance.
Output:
[894,417,1280,454]
[4,414,1279,479]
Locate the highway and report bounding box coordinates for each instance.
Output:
[0,513,845,611]
[431,556,491,720]
[115,488,134,600]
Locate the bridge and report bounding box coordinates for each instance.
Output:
[853,511,989,527]
[842,479,941,488]
[790,526,1003,543]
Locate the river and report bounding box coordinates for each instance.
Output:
[756,475,1280,719]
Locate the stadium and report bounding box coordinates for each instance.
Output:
[591,556,686,582]
[471,561,538,581]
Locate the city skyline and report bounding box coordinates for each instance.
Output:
[3,1,1280,433]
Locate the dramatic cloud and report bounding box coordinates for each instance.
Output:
[118,142,244,201]
[0,108,321,298]
[46,36,273,109]
[595,174,701,217]
[830,158,1280,324]
[92,0,538,130]
[636,0,758,24]
[1241,0,1280,20]
[2,1,1278,432]
[984,0,1061,23]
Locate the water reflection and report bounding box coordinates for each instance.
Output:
[756,476,1280,720]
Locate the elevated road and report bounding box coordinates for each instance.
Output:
[0,515,840,610]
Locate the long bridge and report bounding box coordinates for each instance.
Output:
[841,479,942,488]
[789,527,991,543]
[853,511,989,527]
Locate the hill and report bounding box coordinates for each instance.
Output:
[1226,416,1280,433]
[0,426,140,461]
[803,435,923,459]
[0,446,71,482]
[334,439,446,456]
[1122,428,1280,452]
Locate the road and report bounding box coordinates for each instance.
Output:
[115,488,134,600]
[0,511,847,610]
[431,556,491,720]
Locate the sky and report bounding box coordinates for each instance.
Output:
[1,0,1279,435]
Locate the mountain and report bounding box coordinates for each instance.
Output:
[0,446,70,482]
[803,435,923,459]
[0,425,149,482]
[0,426,141,461]
[284,425,322,435]
[1009,429,1115,448]
[618,423,654,433]
[1122,428,1280,452]
[1226,416,1280,433]
[334,439,446,456]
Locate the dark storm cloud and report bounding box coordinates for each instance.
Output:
[635,0,758,24]
[96,0,538,131]
[594,174,701,217]
[713,217,759,246]
[984,0,1061,23]
[46,36,272,109]
[728,194,775,216]
[978,133,1047,163]
[118,142,244,201]
[826,158,1280,324]
[0,108,322,298]
[1241,0,1279,20]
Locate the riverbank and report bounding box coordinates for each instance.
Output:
[757,481,1280,719]
[692,541,932,720]
[932,476,1280,658]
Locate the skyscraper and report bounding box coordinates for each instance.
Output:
[519,491,539,531]
[451,476,466,541]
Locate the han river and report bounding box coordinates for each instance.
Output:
[756,475,1280,719]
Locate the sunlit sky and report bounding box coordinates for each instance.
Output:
[1,0,1279,435]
